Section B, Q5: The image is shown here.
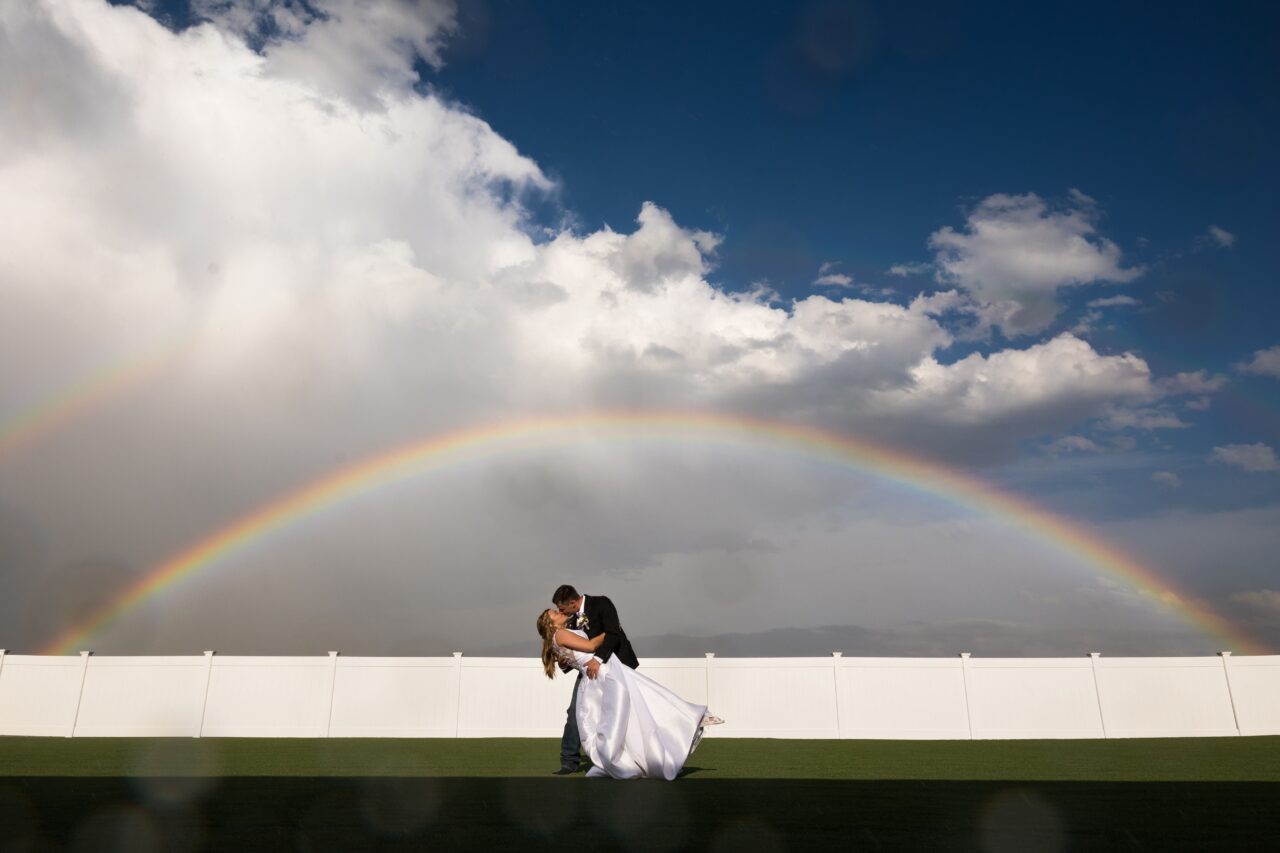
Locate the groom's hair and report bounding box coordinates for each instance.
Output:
[552,584,579,605]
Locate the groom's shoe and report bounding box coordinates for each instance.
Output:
[552,766,578,775]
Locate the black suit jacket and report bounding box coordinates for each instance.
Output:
[579,594,639,669]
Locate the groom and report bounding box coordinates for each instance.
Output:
[551,583,639,774]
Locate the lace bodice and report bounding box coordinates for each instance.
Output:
[552,628,593,672]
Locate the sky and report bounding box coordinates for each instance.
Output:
[1,0,1277,658]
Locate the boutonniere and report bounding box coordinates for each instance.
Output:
[577,614,590,631]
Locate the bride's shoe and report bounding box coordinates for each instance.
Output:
[689,713,723,756]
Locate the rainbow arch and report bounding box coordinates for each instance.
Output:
[0,340,188,464]
[42,410,1268,654]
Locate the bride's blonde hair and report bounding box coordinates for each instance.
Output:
[536,609,558,679]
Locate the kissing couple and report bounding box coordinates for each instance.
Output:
[536,584,723,780]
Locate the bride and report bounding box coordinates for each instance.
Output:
[536,608,722,780]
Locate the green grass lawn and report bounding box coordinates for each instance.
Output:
[2,735,1279,780]
[3,738,1279,850]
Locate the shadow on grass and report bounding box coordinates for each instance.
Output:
[3,777,1278,851]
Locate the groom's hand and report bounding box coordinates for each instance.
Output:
[585,659,601,680]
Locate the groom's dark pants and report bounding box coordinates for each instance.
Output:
[559,672,583,770]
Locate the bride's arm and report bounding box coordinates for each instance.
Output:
[554,629,607,653]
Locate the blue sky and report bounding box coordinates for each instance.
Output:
[431,2,1275,298]
[427,0,1280,515]
[1,0,1277,655]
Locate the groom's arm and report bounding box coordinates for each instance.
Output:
[591,596,625,664]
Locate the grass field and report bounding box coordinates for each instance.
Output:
[2,735,1280,780]
[3,737,1279,850]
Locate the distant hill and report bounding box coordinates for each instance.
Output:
[468,619,1212,658]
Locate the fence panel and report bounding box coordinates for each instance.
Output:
[1094,657,1239,738]
[837,658,970,739]
[633,658,710,707]
[1222,655,1280,736]
[456,658,575,738]
[0,655,84,737]
[74,656,208,737]
[965,658,1104,739]
[709,658,840,738]
[201,656,333,737]
[329,657,461,738]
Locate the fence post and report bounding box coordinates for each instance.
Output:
[452,652,464,738]
[1088,653,1108,738]
[704,653,715,721]
[958,653,973,739]
[1219,652,1241,736]
[831,652,844,739]
[196,651,216,738]
[68,651,92,738]
[323,651,340,738]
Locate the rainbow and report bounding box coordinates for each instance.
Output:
[42,411,1269,655]
[0,341,187,463]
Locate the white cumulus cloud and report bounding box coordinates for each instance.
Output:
[1211,443,1280,473]
[929,192,1143,334]
[191,0,458,107]
[1087,295,1140,309]
[1206,225,1237,248]
[1236,345,1280,379]
[1156,370,1228,396]
[876,334,1153,430]
[1102,407,1188,431]
[887,261,932,277]
[1048,435,1101,454]
[813,261,854,288]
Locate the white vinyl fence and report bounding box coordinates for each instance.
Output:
[0,649,1277,739]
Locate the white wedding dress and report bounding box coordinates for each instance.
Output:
[555,630,708,780]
